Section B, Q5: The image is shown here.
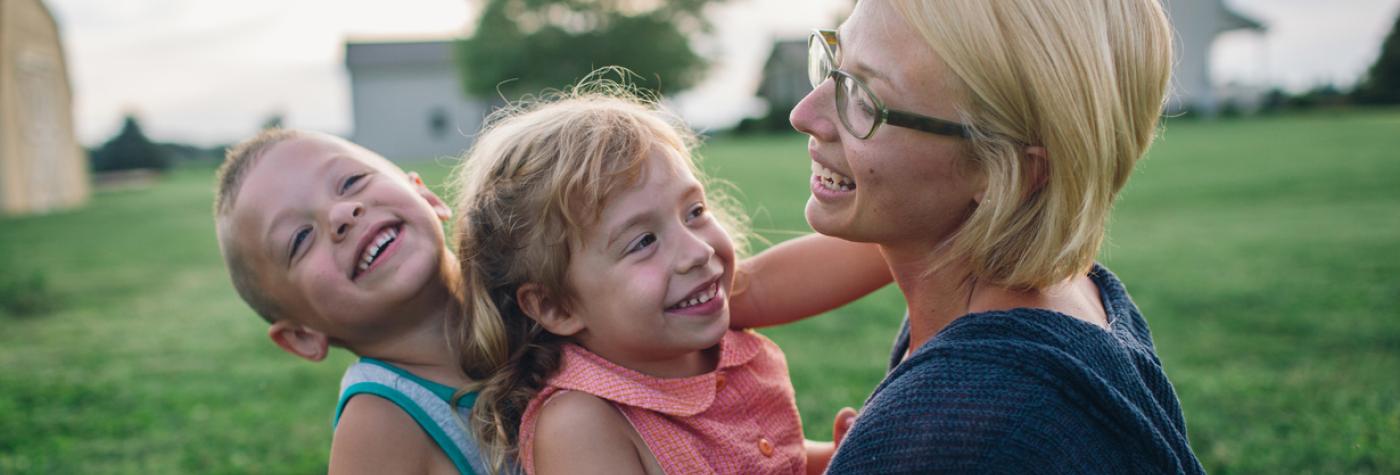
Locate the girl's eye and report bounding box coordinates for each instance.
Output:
[340,173,367,194]
[626,233,657,254]
[290,227,312,261]
[688,204,707,220]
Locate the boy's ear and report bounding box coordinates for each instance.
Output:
[268,320,331,362]
[517,283,584,337]
[408,171,452,222]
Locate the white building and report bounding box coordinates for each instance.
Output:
[1164,0,1266,115]
[344,39,487,162]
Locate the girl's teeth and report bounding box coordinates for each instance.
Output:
[673,283,718,309]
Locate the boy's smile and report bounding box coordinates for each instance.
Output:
[223,134,452,345]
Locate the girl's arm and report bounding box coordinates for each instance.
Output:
[533,391,652,475]
[730,234,891,328]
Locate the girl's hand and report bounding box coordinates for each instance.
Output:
[804,407,859,475]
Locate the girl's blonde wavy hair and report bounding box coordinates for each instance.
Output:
[448,78,748,472]
[892,0,1172,289]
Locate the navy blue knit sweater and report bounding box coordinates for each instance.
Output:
[826,265,1204,474]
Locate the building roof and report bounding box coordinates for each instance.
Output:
[1220,2,1266,32]
[345,39,459,69]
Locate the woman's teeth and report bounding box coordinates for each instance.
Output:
[670,282,719,310]
[812,162,856,192]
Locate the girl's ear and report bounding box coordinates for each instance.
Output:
[408,171,452,222]
[268,321,330,362]
[517,283,585,336]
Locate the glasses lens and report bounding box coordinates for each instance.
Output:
[836,74,878,137]
[807,34,829,88]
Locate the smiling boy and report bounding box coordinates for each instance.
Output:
[214,129,481,474]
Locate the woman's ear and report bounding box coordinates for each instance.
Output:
[408,171,452,222]
[268,321,330,362]
[517,283,585,336]
[1022,146,1050,196]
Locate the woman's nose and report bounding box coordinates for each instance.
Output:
[790,80,840,141]
[329,201,364,241]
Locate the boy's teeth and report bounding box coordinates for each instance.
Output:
[357,227,399,275]
[811,162,856,192]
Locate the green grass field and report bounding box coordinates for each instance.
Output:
[2,110,1398,473]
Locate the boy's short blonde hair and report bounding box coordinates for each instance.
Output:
[893,0,1173,289]
[213,128,303,323]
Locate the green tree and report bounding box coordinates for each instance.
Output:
[1355,12,1400,104]
[456,0,725,99]
[90,115,171,173]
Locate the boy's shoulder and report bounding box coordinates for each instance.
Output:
[332,395,456,474]
[334,359,490,474]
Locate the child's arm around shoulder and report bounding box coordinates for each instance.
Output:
[730,234,891,328]
[330,395,457,475]
[533,391,652,475]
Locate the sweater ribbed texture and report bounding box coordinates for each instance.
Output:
[826,265,1204,474]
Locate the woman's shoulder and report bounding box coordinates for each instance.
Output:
[835,354,1102,473]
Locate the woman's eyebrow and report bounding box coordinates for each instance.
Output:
[849,59,892,87]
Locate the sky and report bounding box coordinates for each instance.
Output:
[41,0,1400,147]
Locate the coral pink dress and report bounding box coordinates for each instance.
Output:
[518,329,805,474]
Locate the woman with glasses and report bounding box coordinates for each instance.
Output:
[790,1,1204,473]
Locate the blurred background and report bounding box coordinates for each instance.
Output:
[2,0,1398,473]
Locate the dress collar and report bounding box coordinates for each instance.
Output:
[548,330,763,416]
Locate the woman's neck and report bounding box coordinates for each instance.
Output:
[881,244,1109,359]
[880,244,974,355]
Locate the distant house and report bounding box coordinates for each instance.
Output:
[1166,0,1266,115]
[344,39,487,162]
[0,0,88,216]
[757,0,1265,120]
[756,39,809,124]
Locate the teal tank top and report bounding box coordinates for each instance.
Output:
[335,358,488,475]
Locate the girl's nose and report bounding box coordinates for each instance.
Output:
[790,80,840,142]
[329,201,364,242]
[674,229,716,275]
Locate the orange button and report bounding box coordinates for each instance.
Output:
[715,373,727,392]
[758,437,774,457]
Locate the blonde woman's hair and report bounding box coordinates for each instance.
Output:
[449,78,747,471]
[892,0,1173,289]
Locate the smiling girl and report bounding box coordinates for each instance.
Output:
[450,85,884,474]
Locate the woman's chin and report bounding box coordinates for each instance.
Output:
[805,198,857,240]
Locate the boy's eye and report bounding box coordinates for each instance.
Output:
[340,173,367,194]
[626,233,656,255]
[289,227,311,261]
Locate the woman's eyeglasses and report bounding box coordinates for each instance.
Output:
[808,29,972,140]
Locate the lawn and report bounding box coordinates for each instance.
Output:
[2,109,1398,473]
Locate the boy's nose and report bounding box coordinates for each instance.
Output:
[329,201,365,241]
